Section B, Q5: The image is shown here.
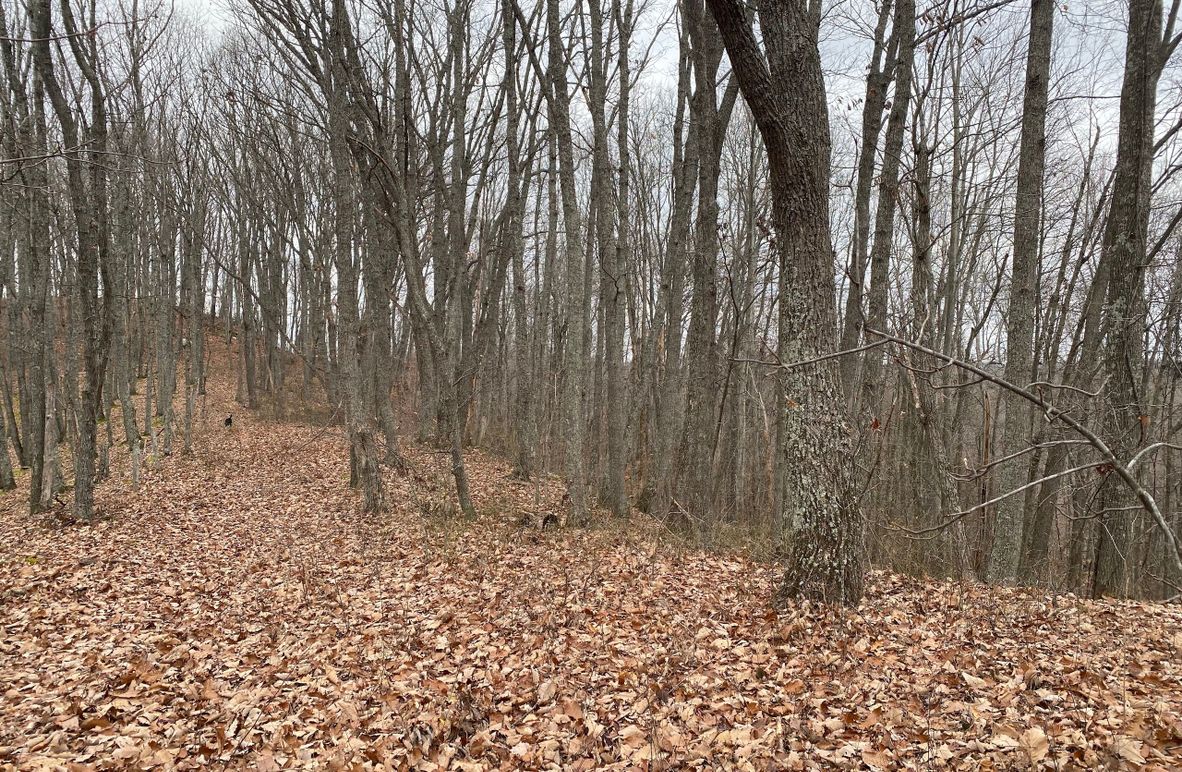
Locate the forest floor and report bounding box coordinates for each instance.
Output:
[2,343,1182,771]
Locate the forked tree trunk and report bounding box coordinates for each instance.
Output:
[858,0,914,421]
[838,0,896,393]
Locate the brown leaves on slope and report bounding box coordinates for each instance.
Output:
[2,351,1181,769]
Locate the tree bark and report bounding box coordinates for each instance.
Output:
[1093,0,1162,596]
[707,0,864,605]
[547,0,590,523]
[989,0,1054,585]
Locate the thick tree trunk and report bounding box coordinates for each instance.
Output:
[708,0,864,605]
[324,3,386,514]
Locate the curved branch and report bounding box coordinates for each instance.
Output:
[862,329,1182,575]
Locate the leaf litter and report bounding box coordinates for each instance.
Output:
[2,349,1181,770]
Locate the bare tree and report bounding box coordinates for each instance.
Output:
[707,0,864,604]
[989,0,1054,584]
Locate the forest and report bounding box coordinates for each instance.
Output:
[2,0,1182,767]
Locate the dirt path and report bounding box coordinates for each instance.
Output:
[2,350,1181,770]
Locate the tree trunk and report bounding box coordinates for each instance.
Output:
[838,0,895,394]
[547,0,590,523]
[708,0,864,605]
[30,0,113,521]
[1093,0,1162,596]
[989,0,1054,585]
[858,0,914,421]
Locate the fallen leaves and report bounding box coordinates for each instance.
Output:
[1020,726,1049,762]
[2,346,1182,770]
[962,671,988,689]
[1111,735,1147,765]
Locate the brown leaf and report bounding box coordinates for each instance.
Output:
[1020,726,1049,762]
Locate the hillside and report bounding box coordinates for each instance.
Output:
[1,344,1181,771]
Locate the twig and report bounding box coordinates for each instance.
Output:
[952,439,1094,481]
[731,337,892,371]
[1128,441,1182,469]
[887,462,1100,538]
[1026,379,1107,399]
